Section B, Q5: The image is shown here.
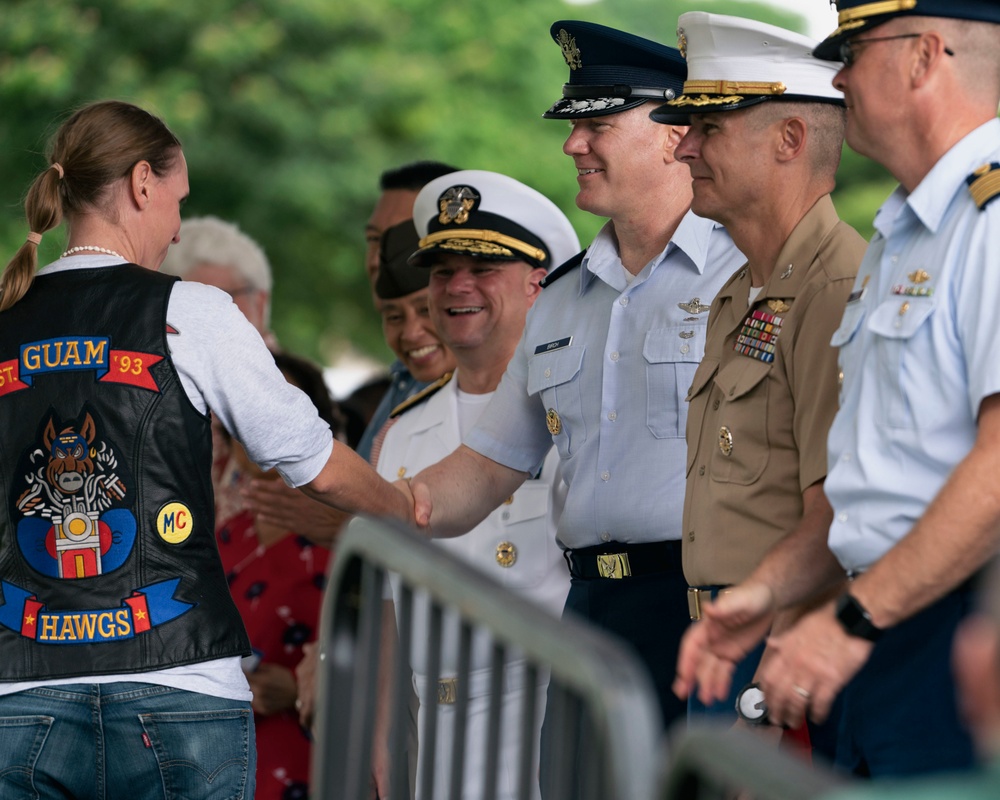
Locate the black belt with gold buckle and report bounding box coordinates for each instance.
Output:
[564,540,682,580]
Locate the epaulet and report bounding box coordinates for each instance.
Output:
[541,250,585,288]
[966,162,1000,210]
[389,372,453,419]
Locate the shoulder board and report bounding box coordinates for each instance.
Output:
[966,162,1000,210]
[541,250,585,288]
[389,372,453,419]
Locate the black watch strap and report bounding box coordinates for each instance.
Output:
[835,592,882,642]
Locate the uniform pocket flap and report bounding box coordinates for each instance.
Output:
[867,298,934,340]
[686,357,720,402]
[504,482,549,524]
[527,346,585,394]
[830,303,866,347]
[643,325,704,364]
[714,356,770,401]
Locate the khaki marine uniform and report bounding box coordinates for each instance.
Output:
[683,195,866,587]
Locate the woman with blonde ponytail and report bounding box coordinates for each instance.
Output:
[0,101,412,799]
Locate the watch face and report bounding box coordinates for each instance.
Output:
[736,684,768,723]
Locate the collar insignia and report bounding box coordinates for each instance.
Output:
[556,29,582,70]
[438,186,479,225]
[678,297,711,314]
[780,264,794,280]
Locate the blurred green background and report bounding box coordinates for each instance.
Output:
[0,0,894,373]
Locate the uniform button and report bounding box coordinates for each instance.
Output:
[838,512,848,522]
[501,511,510,521]
[680,345,690,354]
[600,532,611,542]
[841,452,852,462]
[729,387,735,396]
[607,410,617,421]
[544,368,551,378]
[712,398,720,410]
[619,296,629,307]
[688,531,695,542]
[698,466,705,476]
[890,255,899,264]
[610,351,620,362]
[601,471,610,482]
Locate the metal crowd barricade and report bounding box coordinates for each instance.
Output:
[311,515,664,800]
[658,725,846,800]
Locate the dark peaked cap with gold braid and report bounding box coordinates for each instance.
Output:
[542,20,686,120]
[814,0,1000,61]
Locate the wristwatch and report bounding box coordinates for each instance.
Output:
[835,592,882,642]
[735,682,769,725]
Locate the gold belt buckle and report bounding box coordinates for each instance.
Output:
[688,588,704,621]
[596,553,631,579]
[437,678,457,705]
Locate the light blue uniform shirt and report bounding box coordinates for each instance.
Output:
[466,211,743,549]
[826,119,1000,572]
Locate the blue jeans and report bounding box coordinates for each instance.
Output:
[0,683,255,800]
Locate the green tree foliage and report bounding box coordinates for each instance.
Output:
[0,0,892,368]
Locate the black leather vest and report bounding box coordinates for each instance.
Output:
[0,265,250,680]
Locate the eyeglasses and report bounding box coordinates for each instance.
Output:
[839,33,955,68]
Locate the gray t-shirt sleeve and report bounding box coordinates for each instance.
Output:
[165,281,333,487]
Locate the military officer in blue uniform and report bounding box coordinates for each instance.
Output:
[405,21,744,730]
[671,0,1000,778]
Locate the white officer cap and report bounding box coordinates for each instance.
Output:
[409,170,580,272]
[650,12,844,125]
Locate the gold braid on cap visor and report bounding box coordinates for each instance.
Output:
[418,229,547,263]
[666,80,786,107]
[831,0,918,36]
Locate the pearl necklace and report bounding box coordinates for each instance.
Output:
[61,245,125,260]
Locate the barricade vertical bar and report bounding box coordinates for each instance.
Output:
[342,559,384,800]
[482,639,505,800]
[389,581,414,800]
[515,662,539,800]
[448,619,474,800]
[418,599,444,800]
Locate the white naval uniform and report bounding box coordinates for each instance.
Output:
[377,373,569,800]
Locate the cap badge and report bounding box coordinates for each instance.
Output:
[438,186,479,225]
[677,27,688,59]
[556,29,582,70]
[546,408,562,436]
[678,297,711,315]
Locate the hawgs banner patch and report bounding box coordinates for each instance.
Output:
[0,336,163,398]
[0,577,192,644]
